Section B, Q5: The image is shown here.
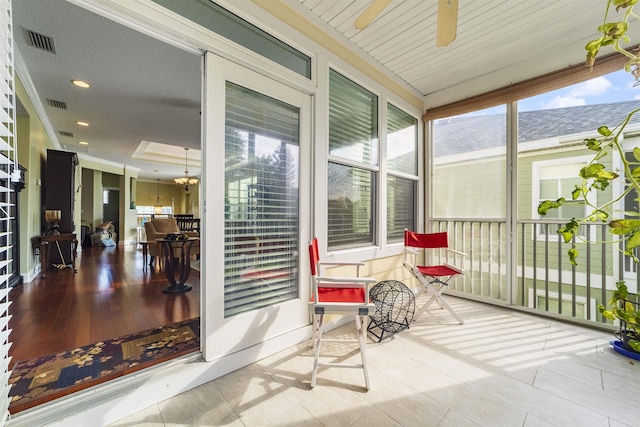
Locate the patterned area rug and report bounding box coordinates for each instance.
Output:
[8,317,200,414]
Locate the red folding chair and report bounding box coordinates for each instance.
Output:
[404,230,466,324]
[308,237,377,389]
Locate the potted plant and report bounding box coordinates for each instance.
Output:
[598,281,640,354]
[538,0,640,357]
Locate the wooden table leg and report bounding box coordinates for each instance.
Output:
[141,242,149,269]
[160,239,194,294]
[40,241,49,277]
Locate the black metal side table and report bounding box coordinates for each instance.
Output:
[156,237,198,294]
[368,280,416,342]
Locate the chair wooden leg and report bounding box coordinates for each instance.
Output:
[311,314,318,349]
[356,315,371,390]
[311,313,325,388]
[416,283,464,324]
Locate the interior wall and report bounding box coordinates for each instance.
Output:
[121,170,139,245]
[136,180,195,215]
[176,186,200,216]
[92,170,103,229]
[15,76,55,281]
[80,168,94,234]
[16,110,31,277]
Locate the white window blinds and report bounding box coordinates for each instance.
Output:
[0,0,14,422]
[224,82,300,317]
[386,103,418,242]
[328,69,378,249]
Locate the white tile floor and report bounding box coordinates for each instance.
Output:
[108,298,639,427]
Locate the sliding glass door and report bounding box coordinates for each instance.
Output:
[202,53,311,359]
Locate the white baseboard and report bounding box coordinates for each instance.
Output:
[21,266,40,284]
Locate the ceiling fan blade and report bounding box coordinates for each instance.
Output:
[354,0,392,30]
[437,0,458,47]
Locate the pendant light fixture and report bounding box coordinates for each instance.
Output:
[174,147,199,191]
[153,178,163,215]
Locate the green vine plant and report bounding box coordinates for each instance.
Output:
[538,0,640,267]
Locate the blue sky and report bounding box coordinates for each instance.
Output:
[518,69,640,112]
[461,69,640,118]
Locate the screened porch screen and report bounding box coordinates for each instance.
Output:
[224,82,300,317]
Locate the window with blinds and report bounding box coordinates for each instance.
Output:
[224,82,300,318]
[327,162,375,247]
[328,69,378,249]
[0,0,13,421]
[387,104,417,175]
[328,69,378,165]
[387,176,416,241]
[387,103,418,241]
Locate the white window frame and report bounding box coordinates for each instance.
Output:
[528,289,597,321]
[532,155,594,241]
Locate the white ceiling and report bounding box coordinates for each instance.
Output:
[13,0,202,181]
[12,0,636,179]
[291,0,639,106]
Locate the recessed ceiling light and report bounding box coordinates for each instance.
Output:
[71,80,90,88]
[76,121,89,127]
[78,141,89,145]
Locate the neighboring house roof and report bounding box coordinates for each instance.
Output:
[434,100,640,156]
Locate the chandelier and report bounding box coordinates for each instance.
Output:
[174,147,199,191]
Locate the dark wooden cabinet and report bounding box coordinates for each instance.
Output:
[44,150,78,266]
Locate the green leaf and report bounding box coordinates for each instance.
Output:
[580,164,619,191]
[614,281,629,301]
[597,125,612,136]
[609,219,640,235]
[598,21,628,39]
[627,230,640,251]
[633,147,640,162]
[558,219,580,243]
[537,198,564,215]
[589,209,609,222]
[613,0,639,9]
[584,138,602,151]
[571,186,582,200]
[580,163,606,178]
[568,248,578,266]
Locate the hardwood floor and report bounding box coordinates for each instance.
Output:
[8,244,200,365]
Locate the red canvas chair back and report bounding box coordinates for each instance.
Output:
[309,237,320,276]
[404,230,448,249]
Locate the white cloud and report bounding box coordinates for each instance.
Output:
[568,76,612,97]
[542,96,587,109]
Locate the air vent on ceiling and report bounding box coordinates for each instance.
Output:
[24,28,56,53]
[58,131,74,137]
[47,99,67,110]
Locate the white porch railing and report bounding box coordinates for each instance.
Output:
[430,219,637,330]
